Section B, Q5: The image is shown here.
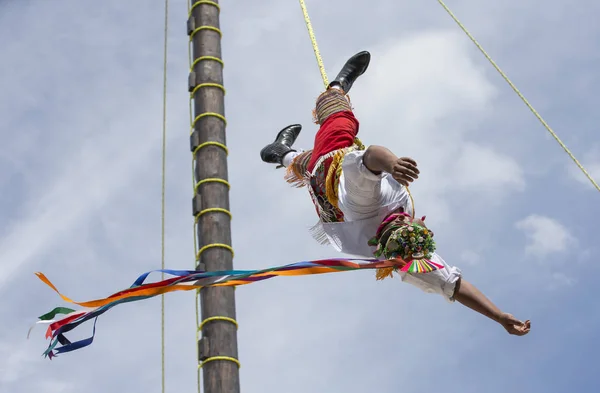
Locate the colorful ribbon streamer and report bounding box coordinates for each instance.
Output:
[31,257,441,358]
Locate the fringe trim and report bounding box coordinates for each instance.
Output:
[375,267,396,281]
[309,221,330,245]
[375,258,409,281]
[284,150,312,188]
[284,166,307,188]
[285,141,368,246]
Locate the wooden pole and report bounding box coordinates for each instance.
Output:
[188,1,241,392]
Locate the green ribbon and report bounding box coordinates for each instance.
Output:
[39,307,76,321]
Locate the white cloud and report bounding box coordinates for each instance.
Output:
[228,2,296,47]
[0,102,172,290]
[453,142,525,195]
[515,214,574,257]
[350,30,524,227]
[0,344,29,386]
[355,30,497,131]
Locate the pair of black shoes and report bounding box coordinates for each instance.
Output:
[259,51,371,166]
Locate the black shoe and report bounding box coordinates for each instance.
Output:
[329,51,371,93]
[260,124,302,166]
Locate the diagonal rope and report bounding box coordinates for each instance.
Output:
[436,0,600,192]
[160,0,170,392]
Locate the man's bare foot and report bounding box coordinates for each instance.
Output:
[498,313,531,336]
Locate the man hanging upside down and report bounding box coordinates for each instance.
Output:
[259,51,531,336]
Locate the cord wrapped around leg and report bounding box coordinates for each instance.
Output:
[312,88,353,125]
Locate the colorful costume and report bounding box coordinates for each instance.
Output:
[260,51,461,301]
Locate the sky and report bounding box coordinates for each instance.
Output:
[0,0,599,392]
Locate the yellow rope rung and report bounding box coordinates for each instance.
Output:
[436,0,600,192]
[195,208,233,222]
[191,113,228,133]
[192,141,229,157]
[199,356,241,369]
[189,0,220,16]
[195,178,231,191]
[196,243,234,261]
[198,316,239,331]
[189,25,222,39]
[190,55,224,71]
[190,82,226,97]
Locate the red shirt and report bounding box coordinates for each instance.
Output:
[307,111,359,172]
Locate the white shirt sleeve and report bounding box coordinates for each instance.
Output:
[338,150,412,221]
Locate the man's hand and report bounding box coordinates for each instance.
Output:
[389,157,419,186]
[498,313,531,336]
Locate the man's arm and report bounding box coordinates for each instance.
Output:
[362,145,419,186]
[362,145,397,174]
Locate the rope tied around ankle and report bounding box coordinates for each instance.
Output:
[312,88,353,124]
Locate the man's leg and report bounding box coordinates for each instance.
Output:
[259,124,303,167]
[400,254,530,336]
[328,50,371,93]
[259,51,371,167]
[453,278,531,336]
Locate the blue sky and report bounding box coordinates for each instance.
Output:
[1,0,599,392]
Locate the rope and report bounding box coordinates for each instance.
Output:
[195,208,233,221]
[160,0,169,392]
[197,243,235,261]
[191,56,224,70]
[198,316,239,331]
[187,2,240,391]
[436,0,600,192]
[190,0,220,15]
[199,356,241,369]
[190,83,226,97]
[298,0,416,214]
[190,26,222,39]
[298,0,328,87]
[195,178,231,191]
[197,317,241,370]
[191,113,227,132]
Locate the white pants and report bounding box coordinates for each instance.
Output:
[287,149,463,302]
[339,150,462,302]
